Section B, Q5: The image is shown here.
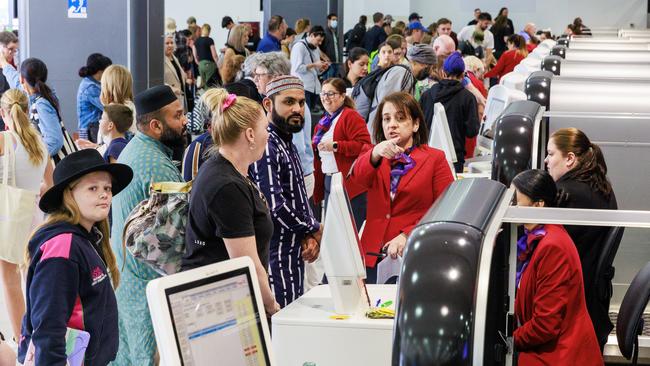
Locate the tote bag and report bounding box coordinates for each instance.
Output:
[0,131,39,264]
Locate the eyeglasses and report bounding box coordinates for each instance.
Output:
[320,91,340,99]
[3,46,18,53]
[252,72,269,80]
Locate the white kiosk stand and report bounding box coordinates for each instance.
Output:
[272,173,396,365]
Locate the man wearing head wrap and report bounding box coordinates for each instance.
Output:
[408,44,438,101]
[420,52,479,173]
[249,75,322,307]
[111,85,187,365]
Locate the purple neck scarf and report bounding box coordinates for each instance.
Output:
[313,107,344,146]
[390,146,416,194]
[516,225,547,288]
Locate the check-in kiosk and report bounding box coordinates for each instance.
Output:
[551,45,650,62]
[525,71,650,114]
[541,56,650,78]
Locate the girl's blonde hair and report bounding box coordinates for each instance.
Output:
[100,65,134,105]
[27,180,119,288]
[202,88,264,148]
[1,89,45,166]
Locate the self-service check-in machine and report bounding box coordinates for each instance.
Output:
[551,45,650,62]
[541,56,650,78]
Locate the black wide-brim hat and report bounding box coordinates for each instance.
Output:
[39,149,134,213]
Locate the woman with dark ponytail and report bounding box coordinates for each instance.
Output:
[545,127,617,350]
[0,55,65,160]
[77,53,112,142]
[511,169,602,365]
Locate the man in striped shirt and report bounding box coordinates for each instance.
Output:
[250,75,322,307]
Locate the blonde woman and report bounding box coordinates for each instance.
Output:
[17,149,132,365]
[192,23,221,89]
[181,89,280,316]
[76,64,136,149]
[223,24,250,60]
[0,89,51,344]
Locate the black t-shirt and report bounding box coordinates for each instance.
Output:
[181,152,273,271]
[195,36,215,62]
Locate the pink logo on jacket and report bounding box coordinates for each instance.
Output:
[91,266,107,286]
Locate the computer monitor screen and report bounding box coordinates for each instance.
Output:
[485,98,506,134]
[164,268,270,366]
[428,103,458,163]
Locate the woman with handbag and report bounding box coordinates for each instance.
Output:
[0,89,51,344]
[181,89,281,316]
[19,149,133,366]
[0,55,74,164]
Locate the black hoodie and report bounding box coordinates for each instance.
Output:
[420,79,480,163]
[19,222,118,365]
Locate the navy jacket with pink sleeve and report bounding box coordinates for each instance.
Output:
[18,222,118,366]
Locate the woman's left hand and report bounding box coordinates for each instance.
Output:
[318,141,335,152]
[383,233,408,259]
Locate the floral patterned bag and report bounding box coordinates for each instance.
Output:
[122,181,192,275]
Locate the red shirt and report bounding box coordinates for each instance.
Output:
[484,49,527,82]
[515,224,603,366]
[312,107,371,203]
[349,145,454,267]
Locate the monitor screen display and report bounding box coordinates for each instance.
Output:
[165,269,270,366]
[485,99,506,130]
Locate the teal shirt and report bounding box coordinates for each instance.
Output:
[110,132,182,365]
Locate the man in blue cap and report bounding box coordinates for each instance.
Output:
[406,20,427,46]
[420,52,479,173]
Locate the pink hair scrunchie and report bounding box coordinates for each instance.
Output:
[221,93,237,112]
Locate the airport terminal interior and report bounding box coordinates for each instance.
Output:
[1,0,650,365]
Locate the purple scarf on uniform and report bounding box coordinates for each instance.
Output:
[312,107,344,146]
[389,147,416,194]
[516,225,547,288]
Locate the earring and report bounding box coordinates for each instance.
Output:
[249,142,256,150]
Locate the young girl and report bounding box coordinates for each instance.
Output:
[18,149,133,365]
[0,89,51,345]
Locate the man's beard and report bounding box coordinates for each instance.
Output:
[160,121,186,149]
[271,109,304,134]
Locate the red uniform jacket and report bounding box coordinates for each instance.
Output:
[313,107,371,204]
[484,49,527,82]
[349,145,454,267]
[515,224,603,366]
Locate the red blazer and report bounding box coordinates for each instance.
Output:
[313,107,371,203]
[349,145,454,267]
[484,49,527,81]
[515,224,603,366]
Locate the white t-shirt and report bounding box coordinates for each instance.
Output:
[457,25,495,49]
[319,114,342,174]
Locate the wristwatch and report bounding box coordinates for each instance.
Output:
[332,141,338,152]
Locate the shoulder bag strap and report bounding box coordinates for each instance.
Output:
[1,131,17,186]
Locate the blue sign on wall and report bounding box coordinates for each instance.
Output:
[68,0,88,19]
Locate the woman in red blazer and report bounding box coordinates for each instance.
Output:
[484,34,528,82]
[512,169,603,366]
[313,78,371,227]
[349,92,454,283]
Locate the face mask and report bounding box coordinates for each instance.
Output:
[331,20,338,29]
[272,108,304,134]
